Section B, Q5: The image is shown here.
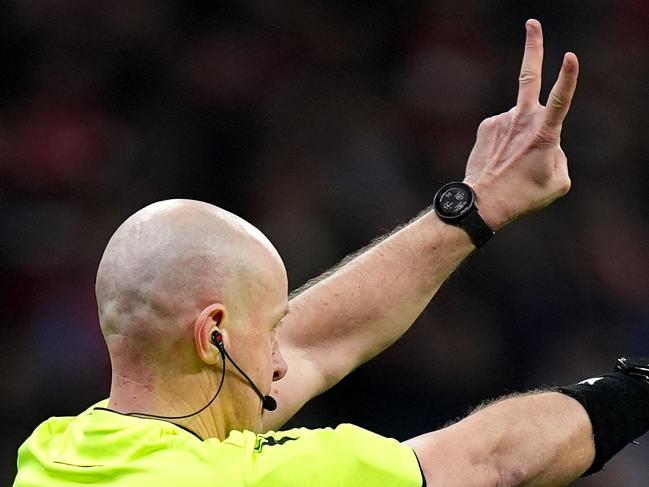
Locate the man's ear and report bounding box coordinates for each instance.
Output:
[194,303,228,365]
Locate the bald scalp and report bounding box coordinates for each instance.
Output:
[96,200,280,357]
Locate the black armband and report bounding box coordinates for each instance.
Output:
[557,358,649,476]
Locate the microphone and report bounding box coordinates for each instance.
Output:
[262,395,278,412]
[211,331,277,411]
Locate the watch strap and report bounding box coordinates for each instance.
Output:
[459,209,494,247]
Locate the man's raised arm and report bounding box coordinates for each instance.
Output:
[264,19,578,431]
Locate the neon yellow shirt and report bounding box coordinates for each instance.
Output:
[14,401,425,486]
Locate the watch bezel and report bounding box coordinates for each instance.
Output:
[433,181,477,222]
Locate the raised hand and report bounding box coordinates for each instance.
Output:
[464,19,579,231]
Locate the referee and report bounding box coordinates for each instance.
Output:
[14,20,649,486]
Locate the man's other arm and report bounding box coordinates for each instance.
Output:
[264,19,578,431]
[406,392,595,486]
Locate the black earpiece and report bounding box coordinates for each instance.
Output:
[211,330,224,350]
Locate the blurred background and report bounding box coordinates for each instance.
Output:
[1,0,648,485]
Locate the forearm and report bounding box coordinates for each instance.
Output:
[407,392,595,486]
[284,209,474,386]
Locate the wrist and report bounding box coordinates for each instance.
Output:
[465,180,508,231]
[418,209,477,253]
[433,182,494,247]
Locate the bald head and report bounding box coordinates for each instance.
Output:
[96,200,286,366]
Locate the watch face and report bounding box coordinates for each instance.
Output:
[436,183,474,219]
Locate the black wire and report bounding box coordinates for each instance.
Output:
[219,346,267,401]
[124,351,227,421]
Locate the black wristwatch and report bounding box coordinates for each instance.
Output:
[433,181,494,248]
[616,357,649,382]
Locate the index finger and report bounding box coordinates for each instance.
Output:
[542,52,579,130]
[516,19,544,111]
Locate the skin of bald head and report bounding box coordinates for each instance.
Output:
[96,199,289,436]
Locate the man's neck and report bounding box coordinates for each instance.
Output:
[108,372,227,440]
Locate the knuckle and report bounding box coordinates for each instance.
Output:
[477,116,497,134]
[510,113,530,133]
[549,92,567,110]
[525,39,540,50]
[559,177,572,195]
[532,126,560,148]
[518,70,538,85]
[532,137,556,150]
[478,119,491,131]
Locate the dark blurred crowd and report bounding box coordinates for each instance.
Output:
[1,1,648,485]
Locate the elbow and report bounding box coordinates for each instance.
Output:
[495,467,526,487]
[487,445,530,487]
[418,449,514,487]
[462,451,528,487]
[409,429,530,487]
[469,459,525,487]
